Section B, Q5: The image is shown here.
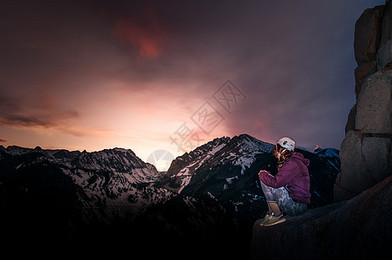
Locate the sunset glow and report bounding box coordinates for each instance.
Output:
[0,0,384,170]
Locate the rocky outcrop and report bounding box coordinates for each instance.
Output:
[334,2,392,201]
[251,3,392,259]
[251,174,392,259]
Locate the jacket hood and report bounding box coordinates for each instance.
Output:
[291,152,310,166]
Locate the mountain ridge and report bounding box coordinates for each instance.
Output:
[0,134,340,258]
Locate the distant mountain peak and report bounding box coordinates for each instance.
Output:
[111,147,135,154]
[314,146,339,158]
[0,135,341,256]
[161,134,275,194]
[0,145,160,182]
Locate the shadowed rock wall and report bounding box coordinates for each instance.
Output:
[334,2,392,201]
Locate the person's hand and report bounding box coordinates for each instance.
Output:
[258,170,269,177]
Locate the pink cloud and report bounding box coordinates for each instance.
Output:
[112,8,168,59]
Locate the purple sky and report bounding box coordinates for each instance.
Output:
[0,0,386,169]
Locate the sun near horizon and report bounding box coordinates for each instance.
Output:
[0,0,378,171]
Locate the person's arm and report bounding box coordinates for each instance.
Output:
[258,161,298,188]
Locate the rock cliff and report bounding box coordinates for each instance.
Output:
[335,2,392,201]
[251,174,392,259]
[251,2,392,259]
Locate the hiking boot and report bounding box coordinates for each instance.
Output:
[263,214,286,226]
[259,213,272,226]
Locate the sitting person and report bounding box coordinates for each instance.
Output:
[258,137,311,226]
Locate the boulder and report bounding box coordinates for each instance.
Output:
[354,6,383,64]
[378,2,392,70]
[334,131,375,201]
[335,131,392,202]
[355,71,392,133]
[362,136,392,183]
[344,104,356,133]
[354,61,377,97]
[335,3,392,202]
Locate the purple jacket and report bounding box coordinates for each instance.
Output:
[259,152,311,204]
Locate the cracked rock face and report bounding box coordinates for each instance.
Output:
[356,72,392,133]
[335,2,392,201]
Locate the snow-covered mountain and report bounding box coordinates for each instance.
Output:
[161,134,273,194]
[0,145,173,220]
[0,135,340,258]
[2,146,159,183]
[158,134,339,209]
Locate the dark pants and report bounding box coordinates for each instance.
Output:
[260,181,307,216]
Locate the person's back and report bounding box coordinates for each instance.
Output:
[281,152,311,205]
